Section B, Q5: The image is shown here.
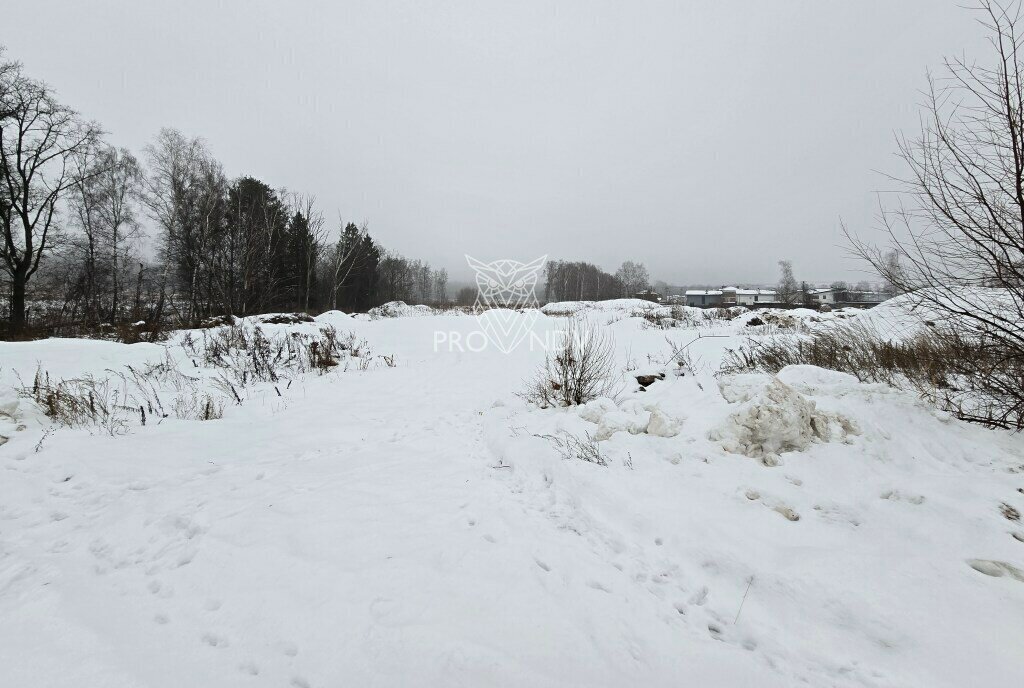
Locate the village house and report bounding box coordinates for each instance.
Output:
[807,287,837,305]
[728,287,777,306]
[685,287,777,307]
[684,289,723,307]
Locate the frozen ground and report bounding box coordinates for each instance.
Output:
[1,302,1023,687]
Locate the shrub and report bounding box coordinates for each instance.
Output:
[521,317,617,407]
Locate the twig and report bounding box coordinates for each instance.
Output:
[734,575,754,624]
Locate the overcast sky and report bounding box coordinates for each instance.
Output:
[3,0,991,285]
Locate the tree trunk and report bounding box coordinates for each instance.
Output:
[10,269,28,333]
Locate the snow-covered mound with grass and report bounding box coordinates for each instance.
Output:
[367,300,437,318]
[1,304,1022,687]
[541,297,668,316]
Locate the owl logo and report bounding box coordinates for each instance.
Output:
[465,255,547,353]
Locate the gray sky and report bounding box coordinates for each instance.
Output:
[3,0,990,285]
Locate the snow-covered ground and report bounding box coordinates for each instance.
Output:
[2,302,1023,687]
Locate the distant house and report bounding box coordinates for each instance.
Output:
[685,289,723,307]
[838,290,889,306]
[685,287,776,307]
[807,288,838,305]
[633,289,662,303]
[850,290,888,305]
[731,288,777,306]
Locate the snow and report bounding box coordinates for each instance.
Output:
[541,298,665,316]
[367,300,438,318]
[710,375,859,465]
[1,301,1023,687]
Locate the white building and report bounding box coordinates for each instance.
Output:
[807,288,837,305]
[686,287,778,307]
[731,288,777,306]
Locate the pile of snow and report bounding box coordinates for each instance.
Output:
[541,298,665,316]
[367,300,437,318]
[573,395,683,440]
[0,387,20,446]
[849,288,1020,342]
[711,371,858,465]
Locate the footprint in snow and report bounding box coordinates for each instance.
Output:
[773,505,800,522]
[204,598,222,611]
[201,632,229,648]
[743,489,799,521]
[967,559,1024,582]
[238,661,259,676]
[275,640,299,657]
[586,580,611,593]
[688,586,709,606]
[534,558,550,572]
[880,489,925,505]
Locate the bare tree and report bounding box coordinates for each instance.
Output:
[615,260,650,297]
[432,268,449,304]
[67,145,141,324]
[0,54,101,332]
[141,128,225,325]
[326,220,369,310]
[776,260,799,304]
[98,148,143,321]
[288,193,327,311]
[848,0,1024,428]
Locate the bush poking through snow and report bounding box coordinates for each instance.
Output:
[521,317,618,407]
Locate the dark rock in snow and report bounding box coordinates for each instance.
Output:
[636,373,665,388]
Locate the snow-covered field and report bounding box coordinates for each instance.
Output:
[2,301,1023,687]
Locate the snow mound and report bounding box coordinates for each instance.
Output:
[314,309,354,323]
[711,377,858,465]
[776,365,861,394]
[576,397,617,423]
[541,299,665,316]
[593,409,650,440]
[646,408,681,437]
[256,312,315,325]
[368,301,436,318]
[0,387,20,445]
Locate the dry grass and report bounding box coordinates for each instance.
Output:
[722,321,1024,430]
[535,430,607,466]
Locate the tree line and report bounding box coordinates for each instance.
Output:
[0,49,447,337]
